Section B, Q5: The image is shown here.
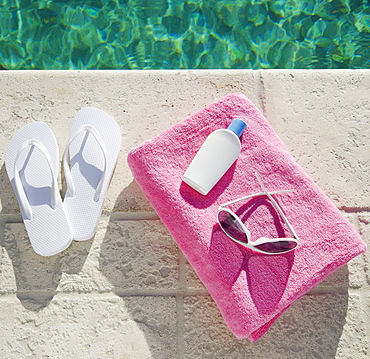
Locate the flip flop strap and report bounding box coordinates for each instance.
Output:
[63,124,108,202]
[14,139,59,220]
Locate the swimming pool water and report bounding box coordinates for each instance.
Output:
[0,0,369,70]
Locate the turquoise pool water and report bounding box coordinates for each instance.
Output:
[0,0,369,70]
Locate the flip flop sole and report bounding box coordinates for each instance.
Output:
[63,108,122,241]
[5,122,72,256]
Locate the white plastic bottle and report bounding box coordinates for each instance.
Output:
[182,119,247,195]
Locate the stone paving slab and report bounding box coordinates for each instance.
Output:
[0,70,369,358]
[0,295,177,358]
[183,293,365,359]
[262,70,370,208]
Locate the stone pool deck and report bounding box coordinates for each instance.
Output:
[0,70,369,358]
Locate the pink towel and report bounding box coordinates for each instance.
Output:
[127,93,366,341]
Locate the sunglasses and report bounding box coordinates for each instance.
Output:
[217,173,299,255]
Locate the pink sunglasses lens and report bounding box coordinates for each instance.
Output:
[218,210,247,242]
[255,240,297,254]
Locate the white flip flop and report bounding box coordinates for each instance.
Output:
[63,107,121,241]
[5,122,72,256]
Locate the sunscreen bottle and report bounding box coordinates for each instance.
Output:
[182,119,247,195]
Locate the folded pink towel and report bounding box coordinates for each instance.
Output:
[127,93,366,341]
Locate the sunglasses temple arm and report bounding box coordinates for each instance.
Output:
[266,192,299,240]
[255,174,299,241]
[220,189,294,208]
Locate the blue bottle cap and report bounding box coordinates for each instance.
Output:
[227,119,247,137]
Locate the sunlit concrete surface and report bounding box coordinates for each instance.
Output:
[0,70,369,358]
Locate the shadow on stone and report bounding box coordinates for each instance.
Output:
[0,164,17,214]
[182,284,349,357]
[0,163,91,311]
[99,180,179,359]
[98,178,350,357]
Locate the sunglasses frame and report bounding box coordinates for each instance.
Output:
[217,173,299,255]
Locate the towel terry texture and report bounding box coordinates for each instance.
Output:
[127,93,367,341]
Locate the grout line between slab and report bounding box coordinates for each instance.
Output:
[0,214,23,224]
[339,207,370,213]
[258,69,267,115]
[2,207,369,225]
[0,212,161,224]
[102,211,160,221]
[176,250,189,359]
[0,288,211,299]
[2,286,365,299]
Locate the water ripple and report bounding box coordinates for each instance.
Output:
[0,0,369,69]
